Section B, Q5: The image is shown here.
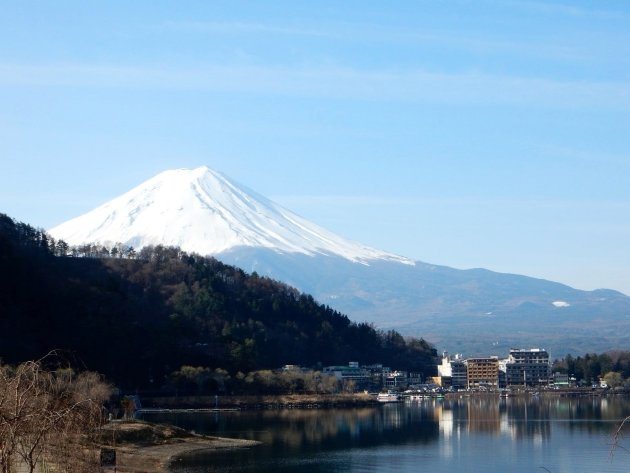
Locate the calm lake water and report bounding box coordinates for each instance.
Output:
[143,396,630,473]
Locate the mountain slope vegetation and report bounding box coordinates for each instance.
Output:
[0,213,436,390]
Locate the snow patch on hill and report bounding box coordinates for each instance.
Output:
[552,301,571,308]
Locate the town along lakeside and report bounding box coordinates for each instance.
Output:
[153,347,630,413]
[135,347,630,412]
[104,347,630,470]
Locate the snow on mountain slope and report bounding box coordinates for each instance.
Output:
[49,166,414,265]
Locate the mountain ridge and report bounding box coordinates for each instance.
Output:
[215,247,630,355]
[48,166,630,355]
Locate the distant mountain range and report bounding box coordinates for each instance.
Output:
[50,166,630,356]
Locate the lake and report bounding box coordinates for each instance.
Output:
[142,395,630,473]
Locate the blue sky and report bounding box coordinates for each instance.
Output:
[2,1,629,294]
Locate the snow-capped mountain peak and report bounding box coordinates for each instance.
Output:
[49,166,414,265]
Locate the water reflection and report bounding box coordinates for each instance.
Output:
[156,405,439,473]
[434,396,552,442]
[142,396,630,473]
[151,405,440,454]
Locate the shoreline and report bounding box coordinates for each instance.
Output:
[141,392,379,410]
[109,436,261,473]
[105,391,628,472]
[138,388,626,411]
[99,420,261,473]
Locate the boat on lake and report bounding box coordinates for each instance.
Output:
[377,391,402,402]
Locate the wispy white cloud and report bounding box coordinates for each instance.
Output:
[159,18,624,64]
[161,20,336,38]
[1,62,629,109]
[500,0,630,21]
[539,145,630,168]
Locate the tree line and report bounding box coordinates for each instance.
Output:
[168,365,343,395]
[552,351,630,387]
[0,214,136,259]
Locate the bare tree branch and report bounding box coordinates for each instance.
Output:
[610,414,630,461]
[0,357,111,472]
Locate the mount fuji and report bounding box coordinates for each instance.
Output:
[50,166,412,266]
[49,166,630,356]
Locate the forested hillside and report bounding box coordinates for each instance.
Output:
[0,213,436,390]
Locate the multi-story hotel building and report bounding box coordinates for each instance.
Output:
[505,348,550,386]
[466,357,499,389]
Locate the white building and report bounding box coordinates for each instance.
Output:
[438,352,467,389]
